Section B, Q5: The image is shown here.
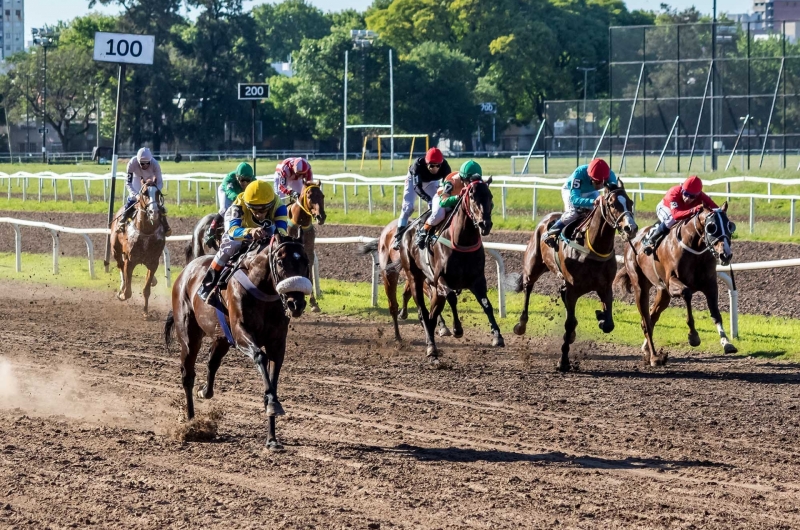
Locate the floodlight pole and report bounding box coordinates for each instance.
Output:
[104,63,126,272]
[389,48,394,171]
[343,50,348,170]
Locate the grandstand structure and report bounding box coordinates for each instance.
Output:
[538,21,800,173]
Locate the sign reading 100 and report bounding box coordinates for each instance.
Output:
[93,32,155,65]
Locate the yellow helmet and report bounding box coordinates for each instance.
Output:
[243,180,275,208]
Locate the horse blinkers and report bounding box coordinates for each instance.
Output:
[702,210,734,266]
[467,180,493,236]
[604,188,638,239]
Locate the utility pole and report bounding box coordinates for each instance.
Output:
[711,0,717,170]
[577,67,597,163]
[32,27,59,164]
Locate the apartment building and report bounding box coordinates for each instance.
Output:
[753,0,800,30]
[0,0,24,59]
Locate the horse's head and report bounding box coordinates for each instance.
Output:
[251,234,312,318]
[699,201,734,266]
[306,182,326,225]
[139,183,163,226]
[464,177,494,236]
[602,180,638,240]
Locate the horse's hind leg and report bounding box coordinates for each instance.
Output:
[469,276,504,348]
[514,259,547,336]
[446,291,463,338]
[198,337,230,399]
[633,276,658,367]
[702,283,738,354]
[399,282,412,320]
[179,318,203,420]
[648,287,672,365]
[383,268,402,341]
[595,284,615,334]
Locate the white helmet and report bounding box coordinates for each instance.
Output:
[137,147,152,164]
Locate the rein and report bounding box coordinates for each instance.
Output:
[445,182,483,253]
[288,184,320,230]
[573,189,629,259]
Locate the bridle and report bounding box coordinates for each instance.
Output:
[460,180,488,229]
[685,209,735,260]
[597,188,634,234]
[291,183,322,227]
[266,237,309,308]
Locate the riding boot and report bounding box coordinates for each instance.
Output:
[544,220,565,249]
[393,225,408,250]
[205,216,220,246]
[161,216,173,237]
[416,226,430,249]
[643,222,669,256]
[197,267,221,303]
[116,214,130,233]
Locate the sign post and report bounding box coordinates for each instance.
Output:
[480,102,498,144]
[238,83,269,175]
[93,32,155,271]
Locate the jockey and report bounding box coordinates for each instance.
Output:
[120,147,171,236]
[393,147,452,250]
[276,157,313,200]
[197,180,289,303]
[544,158,617,248]
[416,160,482,248]
[205,162,255,245]
[642,175,719,255]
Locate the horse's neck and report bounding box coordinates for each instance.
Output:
[678,217,704,250]
[584,207,615,254]
[242,256,278,295]
[449,204,479,246]
[133,207,158,234]
[290,202,311,227]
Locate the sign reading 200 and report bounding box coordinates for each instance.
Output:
[93,32,155,65]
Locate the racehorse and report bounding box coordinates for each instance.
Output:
[165,234,313,450]
[513,183,638,372]
[615,203,737,366]
[111,182,166,317]
[373,178,501,361]
[284,182,326,312]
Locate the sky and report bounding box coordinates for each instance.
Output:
[26,0,753,45]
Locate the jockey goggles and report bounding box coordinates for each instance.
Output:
[681,189,699,200]
[248,203,271,213]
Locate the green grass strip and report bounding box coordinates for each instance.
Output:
[0,251,796,361]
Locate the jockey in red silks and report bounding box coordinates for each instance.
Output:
[275,157,313,200]
[642,175,719,255]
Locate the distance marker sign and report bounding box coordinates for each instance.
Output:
[93,32,155,65]
[238,83,269,100]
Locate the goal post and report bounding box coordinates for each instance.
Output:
[377,134,429,170]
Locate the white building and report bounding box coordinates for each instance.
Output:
[0,0,24,59]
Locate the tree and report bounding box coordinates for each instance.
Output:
[252,0,331,62]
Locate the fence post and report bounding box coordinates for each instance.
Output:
[392,185,397,216]
[12,224,21,272]
[84,180,91,203]
[195,181,200,207]
[81,234,95,279]
[103,178,107,202]
[639,182,644,201]
[791,198,795,236]
[768,182,772,203]
[38,177,42,202]
[342,183,348,214]
[6,176,9,200]
[370,251,379,308]
[177,180,182,206]
[726,182,731,201]
[313,252,321,300]
[368,184,373,214]
[532,187,537,220]
[53,179,57,201]
[749,197,755,233]
[486,249,506,318]
[501,186,507,220]
[49,229,59,275]
[163,247,172,288]
[69,179,75,203]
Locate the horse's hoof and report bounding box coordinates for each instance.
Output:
[513,322,526,336]
[723,343,738,354]
[426,345,438,358]
[688,333,701,347]
[266,440,284,452]
[557,360,571,373]
[492,334,505,348]
[150,277,158,287]
[310,304,321,313]
[438,327,452,337]
[197,386,213,400]
[595,310,604,322]
[398,309,408,320]
[266,401,285,417]
[641,339,648,353]
[453,328,463,339]
[598,320,615,334]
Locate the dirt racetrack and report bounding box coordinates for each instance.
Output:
[2,281,800,528]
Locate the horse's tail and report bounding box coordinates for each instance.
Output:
[184,243,194,265]
[164,310,175,350]
[613,267,632,294]
[358,240,378,255]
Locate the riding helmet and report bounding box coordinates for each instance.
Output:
[425,148,444,165]
[236,162,254,179]
[459,160,482,180]
[682,175,703,195]
[292,157,311,175]
[137,147,152,165]
[243,180,276,208]
[587,158,610,182]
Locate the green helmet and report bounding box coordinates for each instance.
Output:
[459,160,482,180]
[236,162,254,179]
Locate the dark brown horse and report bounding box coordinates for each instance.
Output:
[615,203,737,366]
[165,235,312,449]
[513,184,638,372]
[111,182,166,317]
[285,182,326,312]
[374,178,501,360]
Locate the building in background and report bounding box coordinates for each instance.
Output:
[0,0,24,60]
[754,0,800,31]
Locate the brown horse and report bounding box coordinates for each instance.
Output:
[374,178,501,360]
[615,203,737,366]
[165,234,312,449]
[285,182,326,312]
[111,182,166,317]
[513,183,638,372]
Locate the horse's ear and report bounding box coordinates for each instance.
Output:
[486,176,493,186]
[617,177,625,189]
[721,200,728,212]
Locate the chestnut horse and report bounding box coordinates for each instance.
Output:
[284,182,326,312]
[374,178,501,361]
[513,183,638,372]
[111,182,166,317]
[165,235,312,449]
[615,203,737,366]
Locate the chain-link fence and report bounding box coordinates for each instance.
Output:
[542,21,800,173]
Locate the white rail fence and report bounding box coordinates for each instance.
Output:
[2,171,800,234]
[3,217,800,339]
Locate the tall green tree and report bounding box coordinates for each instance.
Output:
[252,0,331,62]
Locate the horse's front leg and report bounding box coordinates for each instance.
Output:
[469,276,505,348]
[304,231,320,313]
[703,283,738,354]
[559,288,578,372]
[142,266,156,317]
[446,290,463,338]
[264,336,287,451]
[648,287,672,365]
[197,337,231,400]
[121,259,134,301]
[410,270,437,358]
[595,283,615,334]
[233,325,283,436]
[428,284,449,348]
[668,278,702,351]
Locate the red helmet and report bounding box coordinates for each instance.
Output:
[587,158,610,182]
[425,148,444,165]
[292,157,311,176]
[683,175,703,195]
